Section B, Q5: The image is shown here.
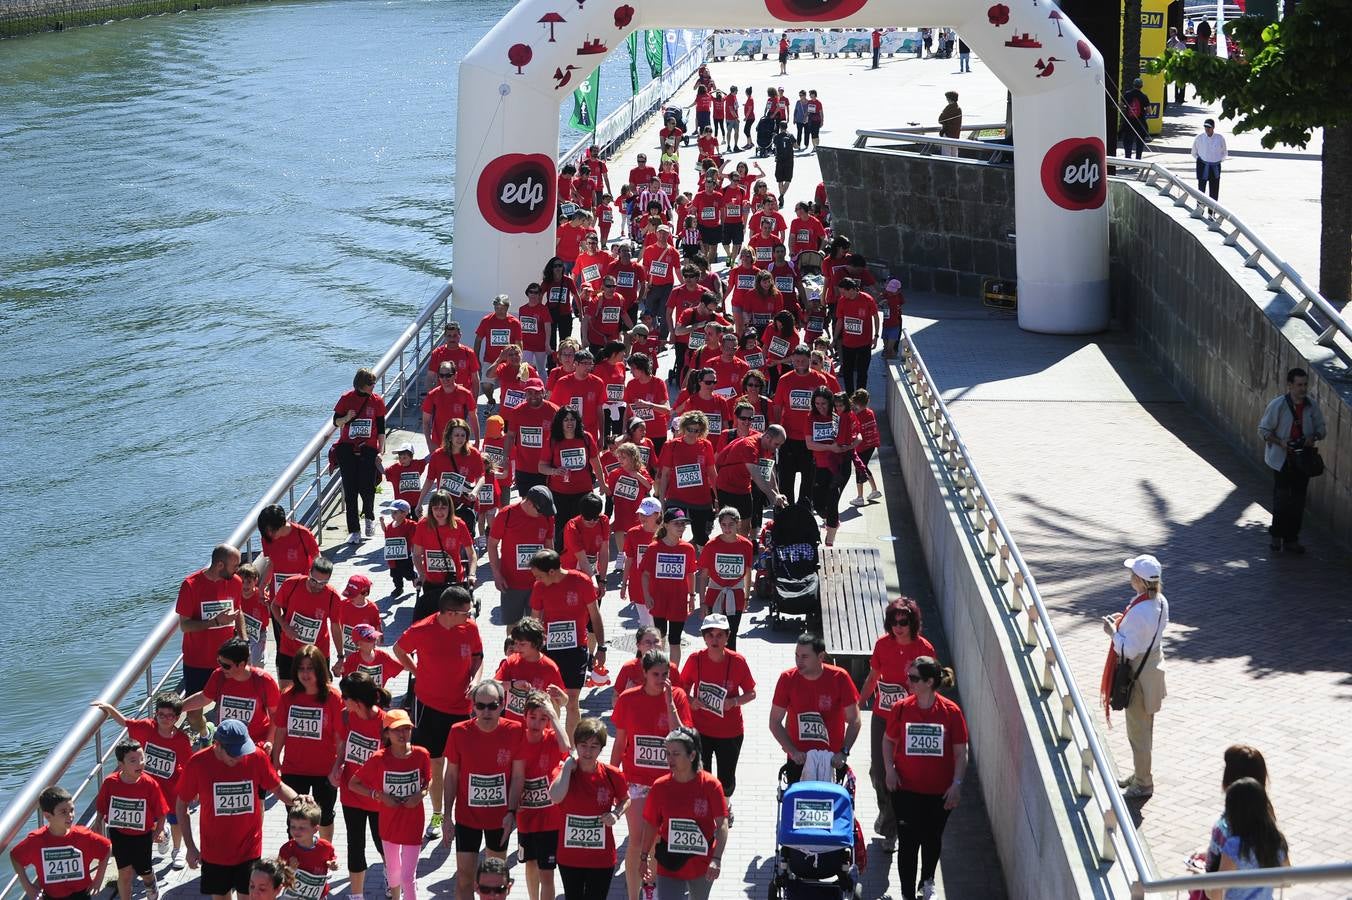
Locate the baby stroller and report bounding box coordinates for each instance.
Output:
[795,249,825,277]
[770,779,863,899]
[755,114,777,158]
[762,497,822,630]
[662,105,690,143]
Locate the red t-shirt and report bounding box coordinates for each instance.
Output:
[868,635,938,714]
[856,407,881,450]
[623,525,657,578]
[585,294,628,344]
[720,184,748,224]
[428,342,479,391]
[788,215,825,256]
[517,302,551,353]
[96,772,168,835]
[605,466,652,533]
[550,375,607,441]
[604,260,644,305]
[505,400,559,474]
[575,250,614,292]
[336,708,386,812]
[543,276,579,313]
[514,731,567,833]
[885,694,969,795]
[748,210,786,239]
[490,501,556,591]
[494,653,566,722]
[572,176,596,209]
[706,357,752,400]
[11,826,111,897]
[658,438,716,507]
[423,382,476,438]
[611,687,694,786]
[333,389,387,449]
[773,369,830,440]
[341,649,406,689]
[642,771,728,879]
[714,434,772,495]
[353,747,432,844]
[725,263,760,312]
[638,540,698,621]
[628,165,657,188]
[261,525,320,597]
[176,747,282,865]
[394,617,482,714]
[692,189,724,228]
[836,294,879,348]
[175,570,242,670]
[612,658,687,699]
[771,665,860,754]
[476,314,523,365]
[203,668,281,742]
[762,325,800,368]
[880,289,904,329]
[529,569,597,652]
[554,762,628,868]
[425,448,486,508]
[543,432,598,496]
[276,689,342,776]
[124,719,193,800]
[383,459,427,511]
[748,232,779,265]
[680,649,756,740]
[447,719,524,829]
[380,518,417,572]
[555,222,589,262]
[642,243,682,287]
[336,600,382,657]
[696,535,756,592]
[811,412,857,470]
[278,838,336,896]
[623,376,671,437]
[563,515,610,571]
[275,576,340,658]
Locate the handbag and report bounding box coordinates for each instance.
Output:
[1109,607,1163,712]
[1283,397,1325,478]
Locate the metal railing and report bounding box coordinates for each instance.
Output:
[895,331,1352,898]
[559,35,712,169]
[855,127,1012,164]
[0,279,454,900]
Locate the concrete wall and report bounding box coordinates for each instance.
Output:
[0,0,266,38]
[1109,181,1352,542]
[885,364,1131,900]
[819,146,1016,297]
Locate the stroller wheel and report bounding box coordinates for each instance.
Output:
[767,875,784,900]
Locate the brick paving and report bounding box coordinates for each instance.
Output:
[907,294,1352,898]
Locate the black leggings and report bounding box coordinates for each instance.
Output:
[549,305,574,348]
[812,465,849,529]
[336,443,379,534]
[558,864,615,900]
[855,447,876,484]
[890,790,952,899]
[653,616,687,646]
[778,438,812,505]
[554,490,590,547]
[341,804,383,873]
[699,733,745,797]
[282,773,338,826]
[839,344,871,395]
[743,118,753,143]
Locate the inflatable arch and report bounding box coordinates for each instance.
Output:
[453,0,1109,334]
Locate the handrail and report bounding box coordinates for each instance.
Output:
[895,331,1352,897]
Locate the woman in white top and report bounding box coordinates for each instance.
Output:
[1101,554,1169,799]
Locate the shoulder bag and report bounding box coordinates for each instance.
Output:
[1109,607,1164,712]
[1283,397,1324,478]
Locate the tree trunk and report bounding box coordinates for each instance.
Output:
[1320,124,1352,305]
[1122,0,1142,83]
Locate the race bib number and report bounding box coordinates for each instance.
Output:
[877,300,889,319]
[490,328,511,347]
[649,260,669,278]
[290,611,321,645]
[483,444,506,468]
[582,263,601,284]
[736,273,755,291]
[213,781,256,816]
[107,796,147,832]
[547,619,580,650]
[503,389,526,408]
[143,743,176,780]
[697,681,728,717]
[752,415,766,433]
[633,734,668,769]
[775,275,795,293]
[843,317,864,335]
[384,769,420,800]
[520,427,544,449]
[726,203,742,218]
[744,352,765,369]
[700,206,717,221]
[243,612,264,644]
[756,458,775,483]
[522,776,551,808]
[515,544,543,570]
[667,818,710,855]
[606,382,624,403]
[559,447,587,470]
[811,420,836,443]
[904,722,945,757]
[290,869,327,900]
[398,472,421,494]
[794,228,811,245]
[200,599,235,622]
[714,553,745,580]
[39,847,84,885]
[507,683,530,716]
[796,712,829,744]
[342,624,359,654]
[601,306,621,324]
[613,476,640,501]
[655,552,686,580]
[384,537,409,562]
[348,418,373,439]
[468,773,507,808]
[440,471,470,496]
[877,682,907,711]
[477,483,495,505]
[288,705,324,740]
[563,815,605,849]
[425,550,452,575]
[674,464,703,489]
[356,663,385,684]
[789,390,812,411]
[767,336,790,358]
[754,246,773,261]
[791,797,833,830]
[521,315,539,334]
[219,695,256,723]
[567,396,584,415]
[616,271,636,289]
[706,412,724,432]
[807,316,825,333]
[638,444,652,467]
[344,731,380,766]
[548,286,569,304]
[687,331,707,352]
[633,404,654,421]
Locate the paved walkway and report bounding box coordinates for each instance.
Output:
[906,293,1352,897]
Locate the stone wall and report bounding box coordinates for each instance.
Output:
[818,146,1016,297]
[0,0,265,38]
[1109,180,1352,541]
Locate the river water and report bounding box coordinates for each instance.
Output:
[0,0,658,800]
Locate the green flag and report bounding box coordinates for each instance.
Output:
[645,29,664,77]
[627,32,640,93]
[569,68,600,132]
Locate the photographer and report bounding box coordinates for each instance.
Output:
[1257,368,1326,554]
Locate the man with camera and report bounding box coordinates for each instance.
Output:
[1257,367,1327,554]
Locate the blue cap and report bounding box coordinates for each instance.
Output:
[214,718,256,758]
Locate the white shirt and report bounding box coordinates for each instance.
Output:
[1191,131,1228,163]
[1113,594,1168,662]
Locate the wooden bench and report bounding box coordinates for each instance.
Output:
[819,546,890,685]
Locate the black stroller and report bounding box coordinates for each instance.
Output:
[755,114,777,158]
[662,105,690,144]
[761,497,822,630]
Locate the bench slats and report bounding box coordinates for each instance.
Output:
[820,546,888,660]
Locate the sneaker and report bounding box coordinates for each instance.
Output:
[364,519,375,538]
[849,497,868,507]
[154,832,171,858]
[170,850,185,871]
[919,879,936,900]
[868,489,883,500]
[1117,774,1136,789]
[1123,781,1154,799]
[348,532,363,546]
[145,881,160,900]
[425,812,443,839]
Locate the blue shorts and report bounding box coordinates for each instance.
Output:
[882,325,901,341]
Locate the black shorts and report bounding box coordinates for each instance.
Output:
[775,164,794,183]
[716,489,754,521]
[723,222,745,245]
[654,616,686,645]
[698,224,722,245]
[181,665,213,697]
[806,121,821,139]
[201,859,258,897]
[110,830,153,875]
[518,830,559,869]
[411,701,469,758]
[779,51,789,62]
[545,645,589,690]
[454,823,510,854]
[282,773,337,826]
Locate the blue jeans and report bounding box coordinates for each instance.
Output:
[1196,160,1222,200]
[959,52,970,71]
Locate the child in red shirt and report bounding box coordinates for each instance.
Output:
[480,415,511,542]
[11,786,111,900]
[849,389,883,506]
[238,562,269,665]
[383,446,426,514]
[880,277,905,358]
[279,800,337,899]
[95,740,168,900]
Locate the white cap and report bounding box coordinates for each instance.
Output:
[637,497,663,517]
[1123,554,1162,580]
[700,613,730,632]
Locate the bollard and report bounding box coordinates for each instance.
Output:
[997,545,1011,583]
[1023,603,1040,648]
[1059,691,1074,740]
[1078,747,1094,798]
[985,519,999,557]
[1009,570,1025,611]
[1101,808,1118,863]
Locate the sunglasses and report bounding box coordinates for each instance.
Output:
[737,415,753,422]
[702,380,717,386]
[475,701,501,711]
[907,674,922,683]
[477,886,509,896]
[439,373,456,379]
[891,617,912,627]
[526,289,541,295]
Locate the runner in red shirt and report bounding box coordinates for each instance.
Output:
[640,228,682,341]
[549,354,607,444]
[422,362,478,449]
[603,243,644,312]
[637,511,699,669]
[807,388,859,543]
[175,546,244,738]
[503,381,559,496]
[680,614,757,801]
[427,322,480,396]
[718,171,749,262]
[487,487,556,626]
[573,233,613,294]
[272,646,343,839]
[605,443,653,544]
[691,175,725,261]
[561,493,610,587]
[638,730,729,891]
[788,202,826,257]
[410,492,476,620]
[748,196,786,240]
[628,153,657,191]
[747,214,780,266]
[695,514,757,642]
[581,281,631,351]
[475,300,524,400]
[548,718,628,893]
[833,277,880,396]
[771,347,830,503]
[277,802,336,900]
[271,560,340,686]
[11,787,112,900]
[383,445,427,515]
[656,414,718,546]
[340,624,406,689]
[349,710,431,900]
[330,671,387,898]
[555,212,591,270]
[621,500,662,616]
[494,618,567,723]
[517,286,552,372]
[673,370,733,454]
[95,740,169,900]
[769,635,862,785]
[761,312,801,387]
[572,166,596,211]
[848,388,884,505]
[185,637,281,748]
[257,507,320,602]
[539,409,603,547]
[442,684,524,896]
[513,692,571,899]
[528,550,607,734]
[335,574,381,661]
[622,354,671,453]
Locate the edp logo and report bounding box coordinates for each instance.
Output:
[1040,137,1107,211]
[500,176,545,212]
[477,153,556,234]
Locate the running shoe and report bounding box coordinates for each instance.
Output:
[868,489,883,500]
[364,519,375,538]
[170,850,185,871]
[145,881,160,900]
[1117,774,1136,789]
[154,832,171,858]
[348,532,363,546]
[193,722,216,751]
[919,878,936,899]
[849,497,867,507]
[425,812,443,839]
[1123,781,1154,799]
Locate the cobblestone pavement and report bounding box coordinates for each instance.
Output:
[907,295,1352,898]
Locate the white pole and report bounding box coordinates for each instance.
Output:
[1215,0,1229,58]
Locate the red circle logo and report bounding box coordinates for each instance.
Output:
[476,153,556,234]
[763,0,869,23]
[1040,137,1106,211]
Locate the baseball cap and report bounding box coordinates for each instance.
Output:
[383,709,413,730]
[700,613,730,632]
[886,278,902,292]
[1204,118,1216,128]
[215,718,255,758]
[526,485,557,516]
[1133,77,1143,87]
[396,444,416,456]
[523,377,545,392]
[391,499,411,513]
[637,497,663,517]
[343,574,372,598]
[353,623,382,642]
[1123,554,1162,580]
[663,507,688,524]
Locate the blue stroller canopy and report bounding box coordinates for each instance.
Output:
[778,781,854,850]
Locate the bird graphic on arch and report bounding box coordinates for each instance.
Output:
[552,64,579,88]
